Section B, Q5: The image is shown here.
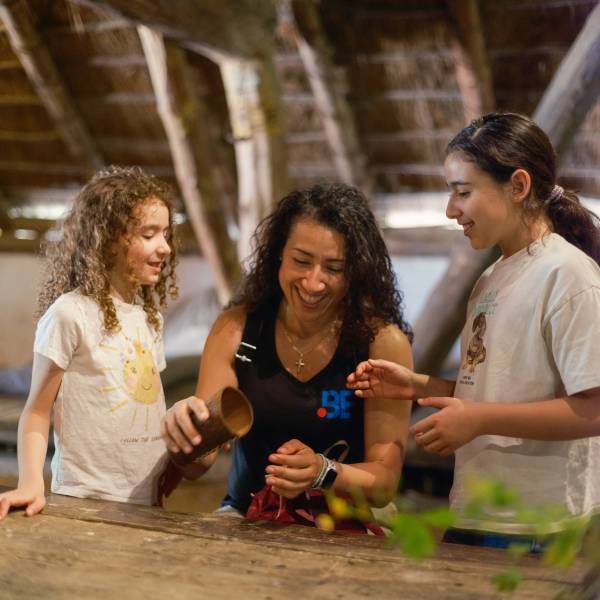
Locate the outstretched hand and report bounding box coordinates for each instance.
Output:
[346,358,417,400]
[410,397,480,455]
[265,439,322,499]
[0,484,46,520]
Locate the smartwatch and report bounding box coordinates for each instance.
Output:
[317,456,338,491]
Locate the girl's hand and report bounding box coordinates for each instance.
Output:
[409,397,480,455]
[161,395,210,455]
[347,358,417,400]
[0,483,46,520]
[265,439,322,499]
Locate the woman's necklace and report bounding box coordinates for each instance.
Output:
[280,320,338,377]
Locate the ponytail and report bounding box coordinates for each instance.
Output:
[545,185,600,265]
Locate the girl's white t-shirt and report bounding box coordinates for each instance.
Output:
[451,234,600,533]
[34,290,168,506]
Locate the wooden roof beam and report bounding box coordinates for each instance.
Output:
[533,1,600,157]
[219,54,288,262]
[72,0,278,62]
[285,0,371,193]
[0,0,104,171]
[412,1,600,375]
[138,26,240,306]
[447,0,495,121]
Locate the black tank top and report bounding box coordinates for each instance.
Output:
[222,304,368,512]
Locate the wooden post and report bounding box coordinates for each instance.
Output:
[139,26,240,306]
[219,55,288,262]
[533,1,600,156]
[0,0,103,171]
[287,0,371,193]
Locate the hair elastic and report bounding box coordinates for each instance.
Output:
[547,185,564,203]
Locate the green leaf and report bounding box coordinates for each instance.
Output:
[420,508,457,530]
[390,515,436,560]
[507,543,530,559]
[491,568,523,592]
[543,528,582,569]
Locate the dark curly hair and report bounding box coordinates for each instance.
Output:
[231,183,413,349]
[447,112,600,264]
[38,166,179,334]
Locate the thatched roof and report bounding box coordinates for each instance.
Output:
[1,0,598,241]
[1,0,599,371]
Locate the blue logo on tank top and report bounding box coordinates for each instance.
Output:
[317,390,353,419]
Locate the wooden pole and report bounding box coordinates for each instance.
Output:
[220,55,288,262]
[533,1,600,156]
[139,26,240,306]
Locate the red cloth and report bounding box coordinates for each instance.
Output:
[245,485,384,536]
[155,459,184,507]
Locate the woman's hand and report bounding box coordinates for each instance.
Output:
[265,439,323,499]
[0,482,46,520]
[347,358,417,400]
[409,397,481,455]
[161,395,210,455]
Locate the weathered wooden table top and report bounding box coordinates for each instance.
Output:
[0,492,585,599]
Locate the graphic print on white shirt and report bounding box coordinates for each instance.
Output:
[100,330,163,435]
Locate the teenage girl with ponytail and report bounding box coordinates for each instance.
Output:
[347,112,600,549]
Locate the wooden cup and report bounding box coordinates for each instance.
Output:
[171,386,254,464]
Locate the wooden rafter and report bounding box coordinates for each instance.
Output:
[412,2,600,375]
[533,1,600,157]
[72,0,277,62]
[0,0,103,171]
[286,0,371,192]
[447,0,495,121]
[219,55,289,262]
[138,26,240,306]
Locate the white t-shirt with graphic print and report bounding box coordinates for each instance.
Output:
[451,234,600,533]
[34,290,168,506]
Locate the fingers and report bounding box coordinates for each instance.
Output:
[366,358,395,370]
[417,396,452,410]
[0,491,45,520]
[162,396,208,454]
[413,428,438,447]
[409,412,435,435]
[274,439,306,455]
[25,496,46,517]
[268,477,310,499]
[266,464,313,483]
[346,360,372,382]
[0,497,10,520]
[268,451,313,468]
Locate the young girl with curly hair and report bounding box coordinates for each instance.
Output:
[0,166,178,517]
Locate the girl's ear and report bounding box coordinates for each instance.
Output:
[510,169,531,204]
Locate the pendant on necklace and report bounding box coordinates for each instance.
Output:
[294,356,305,376]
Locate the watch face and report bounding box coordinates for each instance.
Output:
[321,461,338,490]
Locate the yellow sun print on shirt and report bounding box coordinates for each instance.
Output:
[100,330,162,432]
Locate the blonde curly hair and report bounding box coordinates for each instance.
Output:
[38,166,179,334]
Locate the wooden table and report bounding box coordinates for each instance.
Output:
[0,492,586,599]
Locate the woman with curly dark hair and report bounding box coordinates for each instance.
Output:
[0,166,179,519]
[163,183,413,527]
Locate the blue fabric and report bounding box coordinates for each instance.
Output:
[443,528,547,553]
